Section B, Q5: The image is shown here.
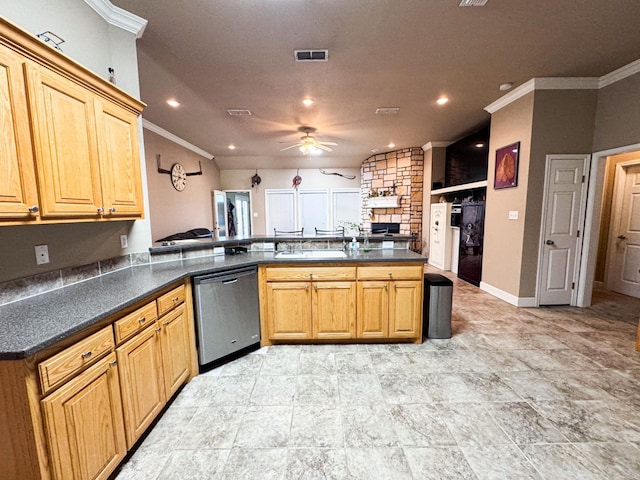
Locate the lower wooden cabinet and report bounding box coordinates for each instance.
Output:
[261,263,422,343]
[116,325,165,449]
[41,352,126,480]
[158,303,191,399]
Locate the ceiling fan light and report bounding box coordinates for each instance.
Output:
[302,98,314,106]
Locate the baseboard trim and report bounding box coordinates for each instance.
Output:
[479,281,537,307]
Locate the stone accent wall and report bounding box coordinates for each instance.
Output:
[361,147,424,252]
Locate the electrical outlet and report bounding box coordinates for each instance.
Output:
[508,210,519,220]
[34,245,50,265]
[120,234,128,249]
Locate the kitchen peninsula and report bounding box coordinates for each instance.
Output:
[0,234,425,480]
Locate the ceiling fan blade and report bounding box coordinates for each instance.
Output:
[280,143,303,151]
[316,144,334,152]
[318,141,338,146]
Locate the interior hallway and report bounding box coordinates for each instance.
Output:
[113,268,640,480]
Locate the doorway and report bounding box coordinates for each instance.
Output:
[225,190,253,237]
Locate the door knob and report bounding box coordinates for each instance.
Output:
[618,235,627,240]
[545,240,555,245]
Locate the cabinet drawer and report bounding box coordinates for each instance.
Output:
[114,301,158,345]
[39,325,114,394]
[357,265,424,280]
[157,285,186,317]
[265,267,356,281]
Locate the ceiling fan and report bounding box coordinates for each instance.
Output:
[279,126,338,153]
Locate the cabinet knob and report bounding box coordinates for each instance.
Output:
[384,284,388,290]
[618,234,627,240]
[388,272,393,278]
[138,317,146,323]
[172,297,180,302]
[108,207,116,213]
[155,327,162,333]
[314,284,318,291]
[163,321,170,327]
[28,205,39,213]
[109,360,118,367]
[309,273,313,279]
[97,206,104,214]
[81,351,92,359]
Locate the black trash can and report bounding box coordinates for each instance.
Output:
[423,273,453,339]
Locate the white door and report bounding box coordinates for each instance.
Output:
[212,190,227,238]
[607,162,640,297]
[428,203,452,270]
[538,156,588,305]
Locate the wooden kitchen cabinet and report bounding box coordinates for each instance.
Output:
[0,43,39,220]
[263,266,357,341]
[0,17,145,225]
[158,303,192,399]
[357,265,423,340]
[116,324,165,449]
[41,352,126,480]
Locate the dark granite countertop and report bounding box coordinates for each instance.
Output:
[0,250,425,360]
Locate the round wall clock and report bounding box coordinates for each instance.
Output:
[171,163,187,191]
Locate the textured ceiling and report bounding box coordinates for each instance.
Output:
[112,0,640,169]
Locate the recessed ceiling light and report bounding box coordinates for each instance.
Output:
[302,98,314,106]
[375,107,400,115]
[475,143,485,148]
[388,143,395,148]
[228,144,236,150]
[499,82,513,91]
[436,97,449,106]
[371,148,379,153]
[166,99,180,108]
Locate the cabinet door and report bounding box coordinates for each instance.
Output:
[95,98,143,217]
[356,281,388,338]
[41,353,126,480]
[266,282,311,340]
[116,326,165,449]
[158,304,191,399]
[0,44,39,219]
[25,62,103,217]
[389,280,422,338]
[312,281,356,339]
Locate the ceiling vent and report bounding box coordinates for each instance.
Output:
[375,107,400,115]
[459,0,489,6]
[226,109,252,116]
[294,50,328,62]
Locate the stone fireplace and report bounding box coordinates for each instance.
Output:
[360,147,424,252]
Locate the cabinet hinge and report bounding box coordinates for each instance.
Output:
[582,175,585,183]
[571,282,575,290]
[577,230,580,238]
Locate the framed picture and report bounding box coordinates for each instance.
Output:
[494,142,520,189]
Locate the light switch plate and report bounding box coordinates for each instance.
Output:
[508,210,519,220]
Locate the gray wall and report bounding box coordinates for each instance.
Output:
[593,73,640,152]
[0,1,152,283]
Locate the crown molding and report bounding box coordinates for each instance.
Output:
[599,58,640,88]
[486,57,640,114]
[83,0,148,38]
[143,119,215,160]
[422,141,451,151]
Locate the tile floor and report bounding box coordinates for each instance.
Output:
[114,271,640,480]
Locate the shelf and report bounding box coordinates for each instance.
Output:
[366,196,400,208]
[431,180,487,195]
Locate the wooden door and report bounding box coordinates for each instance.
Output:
[312,281,356,339]
[539,156,587,305]
[389,280,422,338]
[41,353,126,480]
[25,63,103,217]
[158,304,191,399]
[356,281,388,338]
[266,282,311,340]
[116,326,165,449]
[95,99,143,217]
[0,44,39,220]
[608,162,640,297]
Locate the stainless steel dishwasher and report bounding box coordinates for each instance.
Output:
[193,265,260,368]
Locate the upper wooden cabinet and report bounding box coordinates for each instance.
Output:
[0,43,39,219]
[0,17,145,224]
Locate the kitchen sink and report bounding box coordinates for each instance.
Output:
[275,250,347,259]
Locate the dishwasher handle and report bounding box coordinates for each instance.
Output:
[193,266,257,285]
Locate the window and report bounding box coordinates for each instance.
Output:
[265,188,360,233]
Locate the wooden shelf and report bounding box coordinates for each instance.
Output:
[366,196,400,208]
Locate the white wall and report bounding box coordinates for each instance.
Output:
[220,168,361,235]
[0,1,152,282]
